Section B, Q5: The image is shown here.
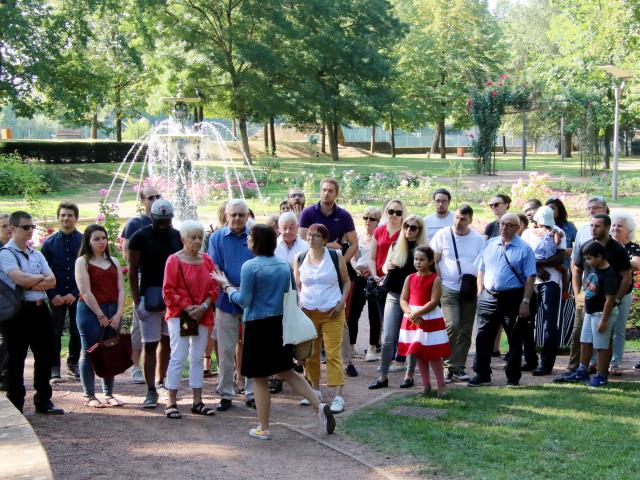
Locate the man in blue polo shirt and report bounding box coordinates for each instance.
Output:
[468,213,537,387]
[208,199,255,411]
[41,202,83,382]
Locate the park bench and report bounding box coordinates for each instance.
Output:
[55,129,83,139]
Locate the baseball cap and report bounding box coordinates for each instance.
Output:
[533,206,555,227]
[150,199,174,219]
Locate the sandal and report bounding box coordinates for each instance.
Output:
[165,404,182,419]
[269,378,283,394]
[191,402,216,416]
[104,396,124,407]
[84,397,104,408]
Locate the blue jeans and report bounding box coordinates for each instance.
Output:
[537,282,561,371]
[76,301,117,398]
[611,292,632,367]
[379,292,416,376]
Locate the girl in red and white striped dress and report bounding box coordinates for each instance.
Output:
[398,245,451,397]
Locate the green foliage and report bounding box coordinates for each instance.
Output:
[97,198,123,261]
[0,152,59,195]
[122,118,152,140]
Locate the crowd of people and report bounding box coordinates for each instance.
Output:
[0,178,638,441]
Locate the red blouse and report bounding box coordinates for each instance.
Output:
[162,253,220,327]
[373,225,400,276]
[87,263,119,304]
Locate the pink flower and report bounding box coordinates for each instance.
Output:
[491,91,497,97]
[486,81,493,86]
[97,214,105,222]
[633,295,638,302]
[122,267,129,275]
[99,188,109,197]
[46,227,54,234]
[635,283,640,289]
[132,185,140,193]
[497,82,504,87]
[499,74,509,79]
[39,237,46,246]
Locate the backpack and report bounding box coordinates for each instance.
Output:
[297,249,343,293]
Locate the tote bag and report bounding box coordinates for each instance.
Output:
[282,278,317,348]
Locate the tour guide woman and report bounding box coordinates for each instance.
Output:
[211,224,336,440]
[75,225,125,408]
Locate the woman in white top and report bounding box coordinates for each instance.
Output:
[349,207,383,361]
[294,223,351,414]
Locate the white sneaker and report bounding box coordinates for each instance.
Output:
[388,362,406,372]
[300,389,323,406]
[318,403,336,434]
[365,347,378,362]
[131,367,145,384]
[330,395,345,414]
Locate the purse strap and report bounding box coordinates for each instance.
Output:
[500,242,524,286]
[449,228,463,278]
[0,247,24,295]
[177,258,197,305]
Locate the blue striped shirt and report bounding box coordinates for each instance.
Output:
[478,235,536,291]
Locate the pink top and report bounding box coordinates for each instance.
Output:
[162,253,220,327]
[373,225,400,276]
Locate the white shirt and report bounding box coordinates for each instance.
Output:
[521,226,567,285]
[572,222,592,262]
[424,211,455,242]
[274,236,308,267]
[298,249,342,311]
[430,227,485,291]
[351,232,373,273]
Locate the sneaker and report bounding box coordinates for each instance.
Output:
[300,389,323,406]
[365,346,378,362]
[66,364,80,379]
[156,382,169,399]
[345,364,358,377]
[467,375,491,387]
[388,362,405,373]
[452,369,470,382]
[610,365,622,376]
[330,395,345,414]
[635,362,640,370]
[444,368,454,384]
[560,369,590,383]
[318,403,336,434]
[131,367,145,384]
[589,373,608,387]
[249,426,271,440]
[143,390,158,409]
[50,366,63,384]
[506,380,520,387]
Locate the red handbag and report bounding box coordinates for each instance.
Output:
[87,329,133,378]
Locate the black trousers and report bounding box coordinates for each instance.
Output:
[51,301,80,368]
[473,289,528,383]
[0,321,8,379]
[347,275,382,346]
[6,302,54,412]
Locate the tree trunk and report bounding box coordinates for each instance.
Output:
[533,139,539,154]
[263,122,269,152]
[91,111,98,140]
[269,117,276,156]
[602,124,612,169]
[198,106,204,123]
[624,127,630,157]
[564,132,572,158]
[390,118,396,158]
[328,120,339,161]
[115,85,122,142]
[439,117,446,159]
[239,116,252,164]
[232,118,237,137]
[502,135,507,154]
[321,124,326,154]
[370,125,376,154]
[430,127,440,157]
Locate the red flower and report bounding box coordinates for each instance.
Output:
[46,227,54,234]
[499,74,509,79]
[491,91,497,97]
[486,81,493,86]
[634,282,640,289]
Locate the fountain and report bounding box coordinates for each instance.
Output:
[103,86,264,221]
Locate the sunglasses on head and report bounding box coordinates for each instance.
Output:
[145,194,161,201]
[17,224,37,231]
[362,216,379,222]
[403,223,419,231]
[387,209,403,217]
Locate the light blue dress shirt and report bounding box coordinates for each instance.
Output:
[0,240,52,302]
[478,235,536,291]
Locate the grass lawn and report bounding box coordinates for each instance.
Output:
[344,382,640,479]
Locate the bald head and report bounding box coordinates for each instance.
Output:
[499,213,521,241]
[140,185,161,215]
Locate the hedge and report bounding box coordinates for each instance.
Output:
[0,140,147,164]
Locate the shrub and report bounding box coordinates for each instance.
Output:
[0,153,51,195]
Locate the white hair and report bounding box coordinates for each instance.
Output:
[225,198,249,213]
[610,211,637,239]
[0,213,8,220]
[179,220,204,238]
[278,211,298,226]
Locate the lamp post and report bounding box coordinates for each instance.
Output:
[599,65,634,201]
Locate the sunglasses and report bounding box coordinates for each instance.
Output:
[362,216,379,222]
[387,209,403,217]
[403,224,419,231]
[17,224,37,231]
[489,202,503,208]
[289,193,304,198]
[145,195,161,201]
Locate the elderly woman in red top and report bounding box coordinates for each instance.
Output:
[162,220,219,419]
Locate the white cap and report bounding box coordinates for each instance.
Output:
[150,199,174,219]
[533,206,555,227]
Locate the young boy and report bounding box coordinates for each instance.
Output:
[562,241,619,387]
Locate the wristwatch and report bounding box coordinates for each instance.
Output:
[521,298,530,305]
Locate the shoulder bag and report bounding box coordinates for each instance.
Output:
[177,260,200,337]
[450,229,477,301]
[0,248,24,321]
[282,271,318,361]
[87,327,133,378]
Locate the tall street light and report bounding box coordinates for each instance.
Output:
[599,65,634,201]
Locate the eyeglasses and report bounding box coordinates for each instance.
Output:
[499,223,519,228]
[489,202,504,208]
[17,224,37,231]
[306,233,324,239]
[289,193,304,198]
[144,195,161,201]
[229,213,246,218]
[387,209,403,217]
[362,216,379,222]
[403,224,419,231]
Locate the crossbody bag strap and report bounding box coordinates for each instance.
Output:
[177,258,196,305]
[0,247,24,293]
[500,242,524,286]
[449,228,463,278]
